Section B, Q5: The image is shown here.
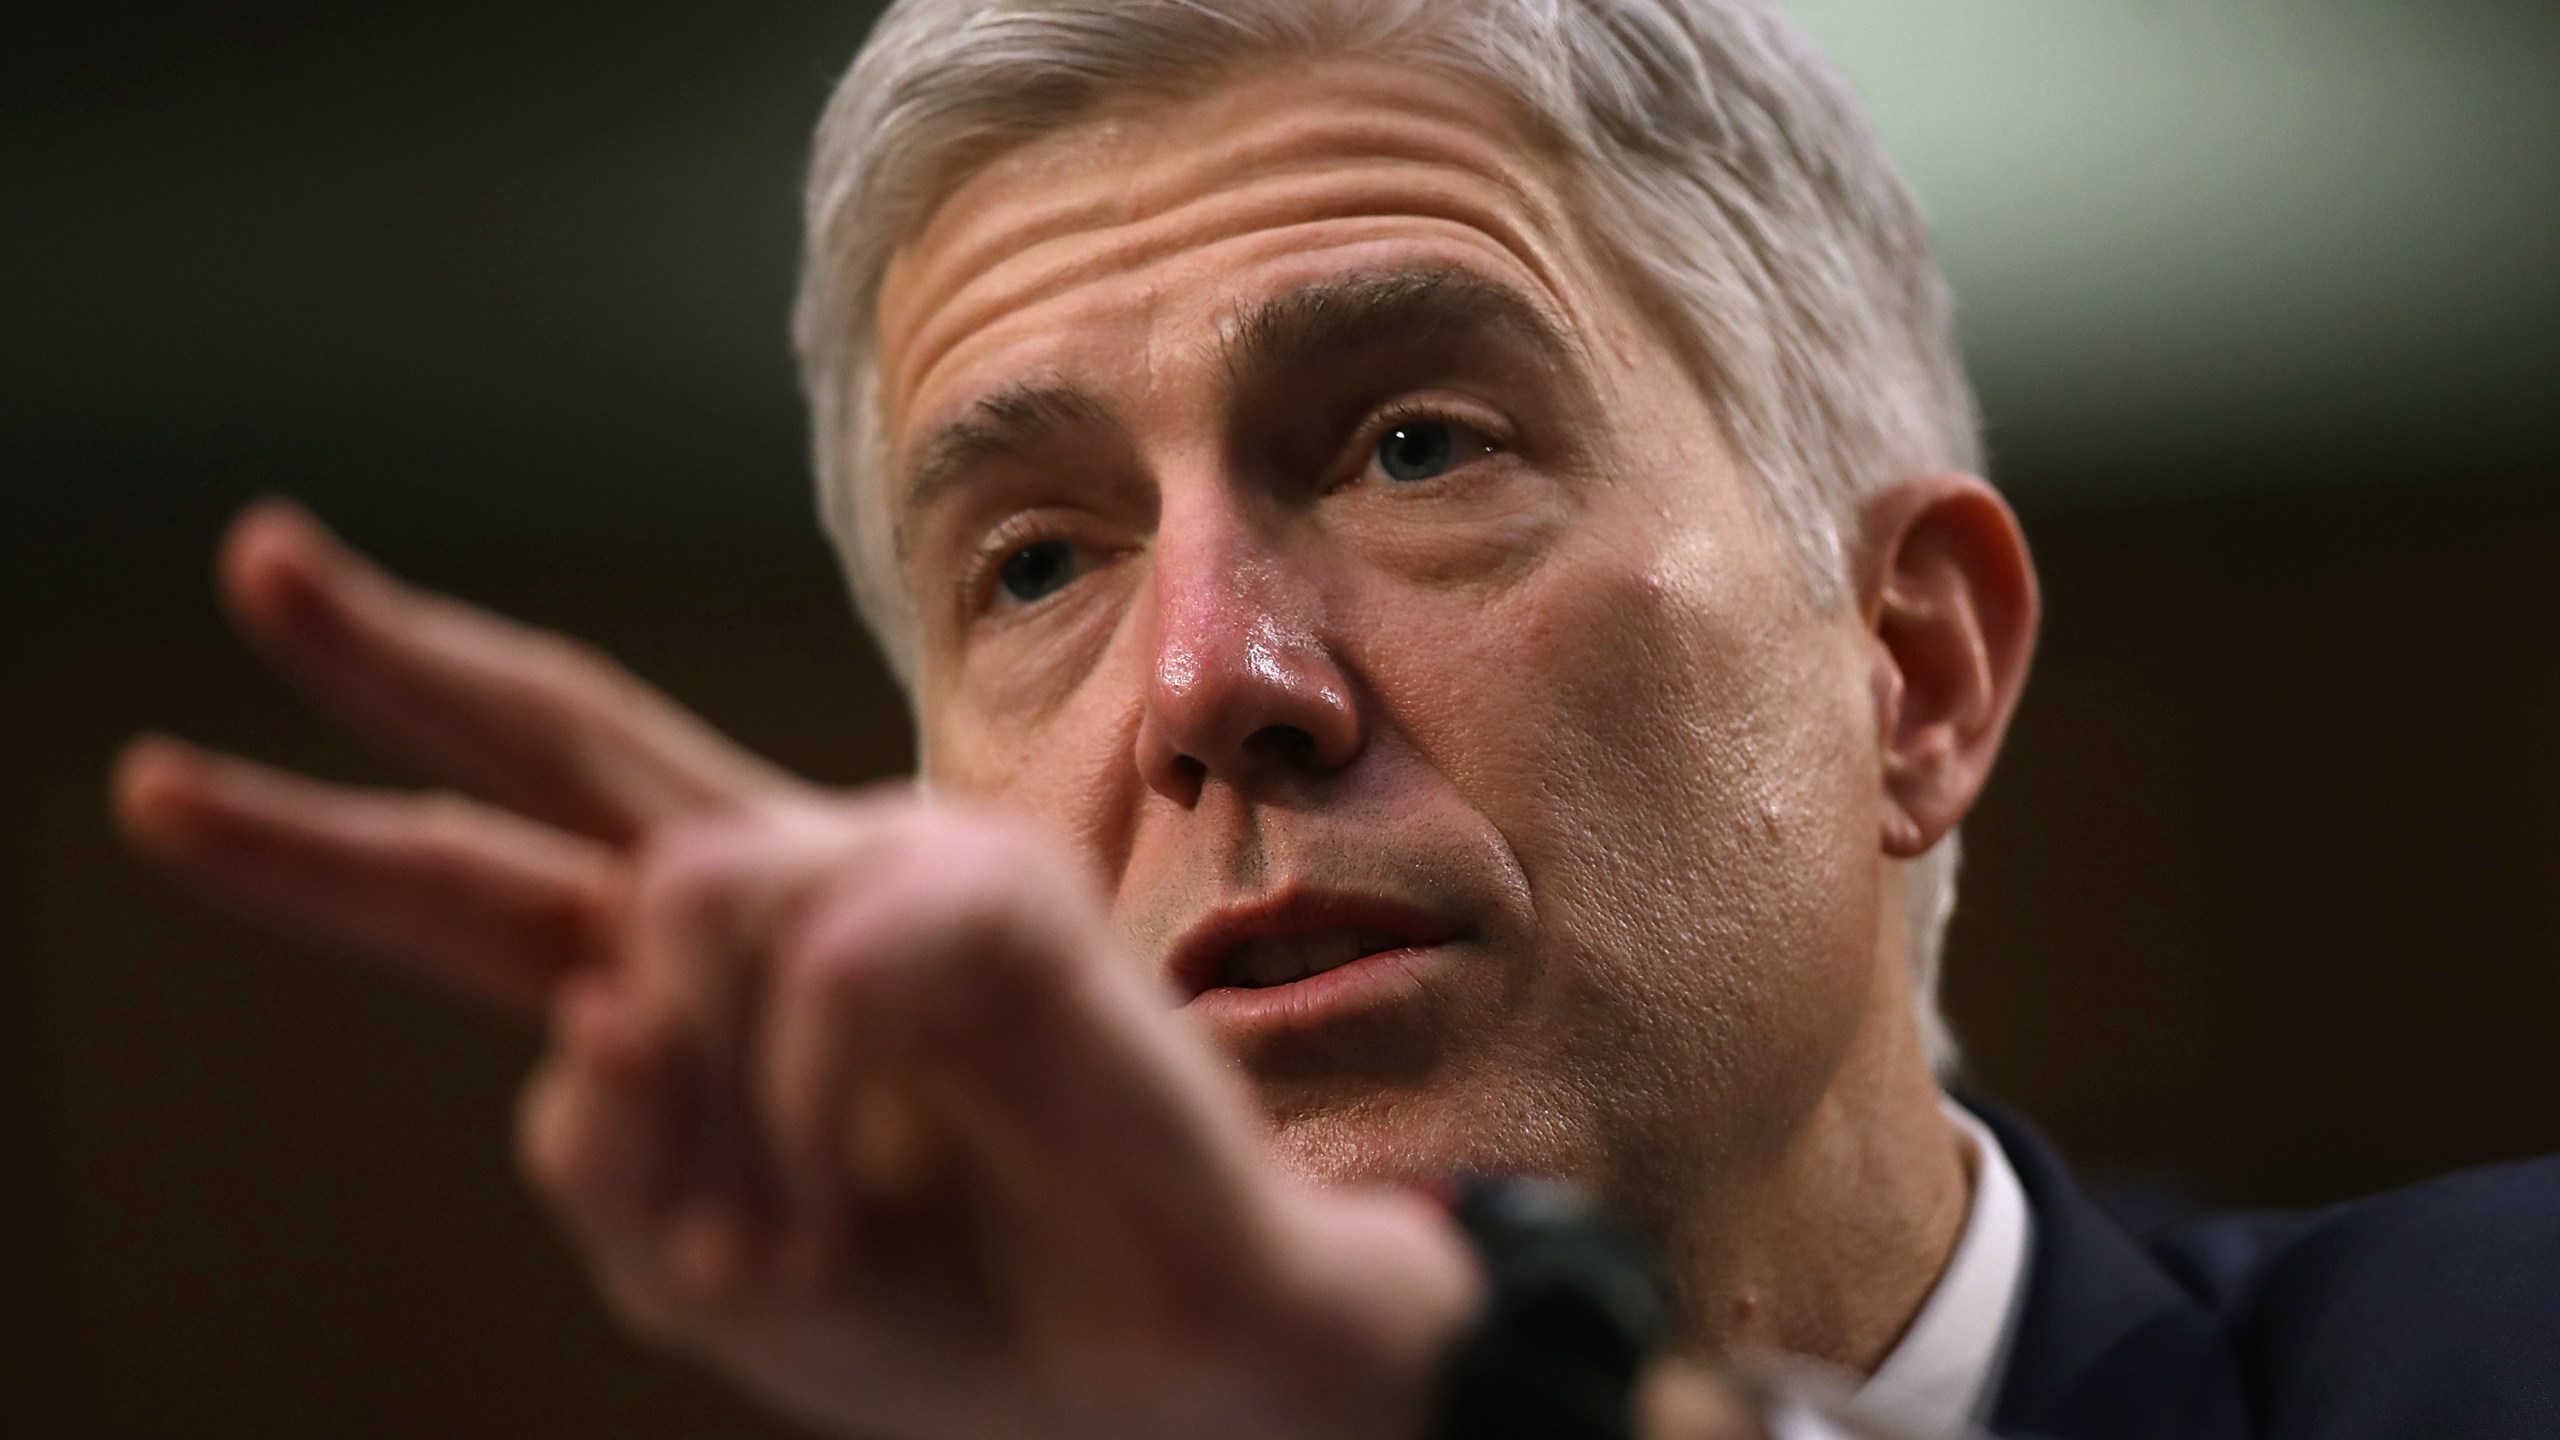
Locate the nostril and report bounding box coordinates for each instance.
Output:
[1244,724,1317,767]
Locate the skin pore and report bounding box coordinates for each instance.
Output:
[871,54,1982,1372]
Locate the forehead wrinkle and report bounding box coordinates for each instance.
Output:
[893,97,1561,334]
[881,102,1582,426]
[892,172,1581,438]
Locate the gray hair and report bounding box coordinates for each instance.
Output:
[793,0,1980,1075]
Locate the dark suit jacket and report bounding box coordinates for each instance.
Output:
[1972,1100,2560,1439]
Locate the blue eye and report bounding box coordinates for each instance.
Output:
[1377,422,1460,483]
[996,539,1077,604]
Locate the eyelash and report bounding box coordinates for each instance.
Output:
[960,511,1078,617]
[1345,399,1510,485]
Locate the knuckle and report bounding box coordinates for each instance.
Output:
[895,855,1047,983]
[769,805,1112,1021]
[778,915,883,1018]
[632,823,751,921]
[636,797,875,915]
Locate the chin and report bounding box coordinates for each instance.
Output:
[1252,1066,1613,1198]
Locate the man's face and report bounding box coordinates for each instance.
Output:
[872,59,1890,1217]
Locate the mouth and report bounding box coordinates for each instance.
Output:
[1167,892,1459,1003]
[1214,926,1411,990]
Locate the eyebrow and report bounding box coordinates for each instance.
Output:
[896,381,1119,561]
[892,267,1584,560]
[1217,266,1587,388]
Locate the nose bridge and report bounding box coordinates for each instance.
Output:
[1138,493,1361,801]
[1155,508,1290,689]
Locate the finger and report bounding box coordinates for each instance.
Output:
[617,828,789,1253]
[757,887,942,1274]
[762,822,1270,1328]
[114,734,618,1015]
[219,498,795,841]
[623,802,892,1065]
[518,974,703,1332]
[619,801,914,1282]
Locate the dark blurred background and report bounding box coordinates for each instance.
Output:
[5,2,2556,1435]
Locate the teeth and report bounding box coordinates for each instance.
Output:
[1227,927,1404,989]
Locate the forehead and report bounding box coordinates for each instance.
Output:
[872,56,1619,460]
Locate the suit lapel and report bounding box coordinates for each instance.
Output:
[1966,1098,2253,1439]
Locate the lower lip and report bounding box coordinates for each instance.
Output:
[1182,943,1448,1035]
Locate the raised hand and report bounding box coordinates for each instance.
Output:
[518,793,1479,1440]
[109,503,1485,1440]
[115,499,800,1011]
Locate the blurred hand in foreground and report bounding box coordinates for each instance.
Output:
[113,503,1776,1440]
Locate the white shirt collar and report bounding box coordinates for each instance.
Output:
[1849,1099,2035,1433]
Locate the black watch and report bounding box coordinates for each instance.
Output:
[1431,1176,1677,1440]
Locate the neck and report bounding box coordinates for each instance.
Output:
[1662,904,1974,1372]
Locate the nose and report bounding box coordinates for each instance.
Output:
[1134,511,1363,805]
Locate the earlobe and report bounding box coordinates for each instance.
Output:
[1856,476,2039,859]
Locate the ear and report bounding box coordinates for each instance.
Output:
[1851,475,2040,859]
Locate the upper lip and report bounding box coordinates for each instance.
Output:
[1164,888,1462,1001]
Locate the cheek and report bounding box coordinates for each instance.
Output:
[921,656,1150,899]
[1359,524,1883,1133]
